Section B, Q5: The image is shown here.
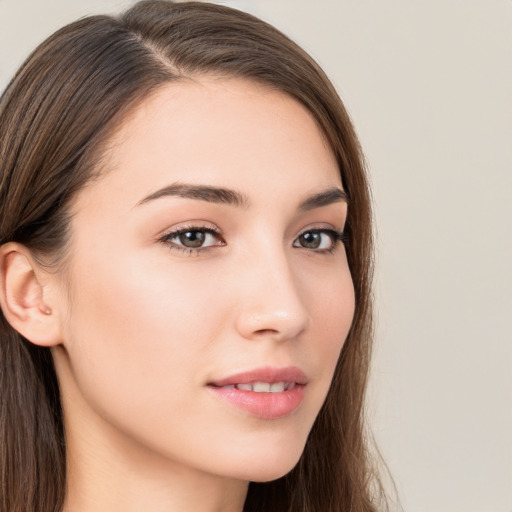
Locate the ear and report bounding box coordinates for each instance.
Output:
[0,242,62,347]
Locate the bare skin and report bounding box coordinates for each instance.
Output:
[0,77,354,512]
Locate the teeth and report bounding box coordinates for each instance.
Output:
[252,382,271,392]
[270,382,285,392]
[224,382,293,392]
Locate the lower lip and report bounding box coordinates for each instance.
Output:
[208,385,306,419]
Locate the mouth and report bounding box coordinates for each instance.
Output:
[211,381,298,392]
[207,366,307,419]
[208,365,308,388]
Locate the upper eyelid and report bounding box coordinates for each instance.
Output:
[167,225,221,235]
[298,224,342,232]
[295,223,345,238]
[160,223,344,238]
[159,222,222,238]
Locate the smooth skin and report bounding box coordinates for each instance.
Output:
[0,77,355,512]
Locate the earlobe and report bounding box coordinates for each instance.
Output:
[0,242,62,347]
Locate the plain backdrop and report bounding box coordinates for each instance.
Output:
[1,1,511,511]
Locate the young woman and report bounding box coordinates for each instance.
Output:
[0,1,383,511]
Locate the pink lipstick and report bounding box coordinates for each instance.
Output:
[207,366,307,419]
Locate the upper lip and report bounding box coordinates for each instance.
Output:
[208,366,308,387]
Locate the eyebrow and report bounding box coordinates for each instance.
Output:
[136,182,347,210]
[136,183,249,208]
[297,187,348,211]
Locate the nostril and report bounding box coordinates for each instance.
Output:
[254,328,279,336]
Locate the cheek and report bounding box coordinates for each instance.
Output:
[58,252,245,473]
[61,251,223,417]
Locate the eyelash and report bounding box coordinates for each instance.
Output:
[159,225,346,256]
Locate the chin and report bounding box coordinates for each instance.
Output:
[247,463,300,483]
[226,439,307,483]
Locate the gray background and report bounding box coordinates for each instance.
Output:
[1,1,511,511]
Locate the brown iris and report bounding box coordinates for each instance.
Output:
[297,231,321,249]
[179,230,206,248]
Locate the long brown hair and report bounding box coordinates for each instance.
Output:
[0,2,380,510]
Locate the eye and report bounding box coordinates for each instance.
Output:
[160,225,225,253]
[293,228,345,252]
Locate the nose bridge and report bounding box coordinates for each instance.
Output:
[234,238,311,341]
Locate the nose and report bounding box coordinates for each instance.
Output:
[233,248,311,342]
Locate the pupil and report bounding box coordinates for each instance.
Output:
[179,231,205,248]
[300,232,320,248]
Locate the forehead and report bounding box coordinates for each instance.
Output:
[78,77,341,213]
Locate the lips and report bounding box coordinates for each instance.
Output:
[209,366,308,388]
[207,366,307,419]
[221,381,296,392]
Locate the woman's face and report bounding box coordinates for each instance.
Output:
[52,78,355,483]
